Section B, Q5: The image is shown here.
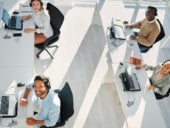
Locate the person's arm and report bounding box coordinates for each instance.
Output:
[20,83,33,106]
[26,107,60,127]
[44,105,60,127]
[21,15,31,21]
[20,88,31,106]
[132,19,144,29]
[26,118,45,126]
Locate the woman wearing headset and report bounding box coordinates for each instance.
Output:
[136,60,170,99]
[22,0,53,44]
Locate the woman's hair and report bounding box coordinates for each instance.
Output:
[30,0,43,10]
[163,59,170,65]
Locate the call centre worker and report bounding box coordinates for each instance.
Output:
[125,6,160,52]
[136,60,170,100]
[21,0,53,44]
[20,75,60,128]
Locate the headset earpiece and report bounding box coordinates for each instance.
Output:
[45,81,51,89]
[33,75,51,89]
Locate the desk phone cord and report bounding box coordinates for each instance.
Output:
[127,92,135,107]
[3,29,11,39]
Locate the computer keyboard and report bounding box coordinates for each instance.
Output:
[130,73,140,90]
[114,25,126,40]
[0,96,9,114]
[10,16,17,27]
[119,69,141,91]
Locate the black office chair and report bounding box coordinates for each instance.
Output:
[138,19,165,53]
[40,82,74,128]
[35,3,64,59]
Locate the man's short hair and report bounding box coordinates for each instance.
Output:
[34,75,51,89]
[148,6,158,16]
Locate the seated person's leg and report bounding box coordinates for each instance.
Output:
[40,126,55,128]
[154,91,170,100]
[34,33,47,44]
[137,43,151,53]
[133,32,151,53]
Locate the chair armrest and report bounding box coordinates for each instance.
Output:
[54,89,60,93]
[44,34,60,47]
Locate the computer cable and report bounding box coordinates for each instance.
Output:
[3,29,12,39]
[127,92,135,107]
[0,116,17,127]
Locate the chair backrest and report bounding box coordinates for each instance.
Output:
[57,82,74,123]
[47,3,64,35]
[154,19,165,44]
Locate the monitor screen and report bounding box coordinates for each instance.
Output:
[0,1,3,20]
[1,9,10,26]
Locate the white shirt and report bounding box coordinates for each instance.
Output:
[32,10,53,38]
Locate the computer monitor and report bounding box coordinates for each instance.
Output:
[0,1,4,20]
[1,8,10,26]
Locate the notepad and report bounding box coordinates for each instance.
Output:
[129,57,142,65]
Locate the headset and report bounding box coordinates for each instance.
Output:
[162,59,170,74]
[148,6,158,16]
[30,0,43,8]
[33,75,51,89]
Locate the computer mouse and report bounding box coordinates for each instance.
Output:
[13,11,19,15]
[17,83,25,87]
[123,21,128,24]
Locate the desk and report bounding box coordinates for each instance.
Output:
[0,83,34,128]
[0,1,34,127]
[0,13,34,92]
[107,33,166,127]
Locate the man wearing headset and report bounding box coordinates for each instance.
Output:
[20,75,60,128]
[125,6,160,52]
[136,60,170,100]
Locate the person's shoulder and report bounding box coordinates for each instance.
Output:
[42,9,49,16]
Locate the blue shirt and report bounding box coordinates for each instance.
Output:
[26,83,61,128]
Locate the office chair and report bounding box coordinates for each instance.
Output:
[40,82,74,128]
[35,3,64,59]
[139,19,165,53]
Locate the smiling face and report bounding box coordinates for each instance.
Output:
[33,80,48,99]
[160,61,170,77]
[31,0,43,13]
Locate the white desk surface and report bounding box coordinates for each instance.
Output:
[0,8,34,92]
[107,34,166,128]
[0,1,34,127]
[1,83,34,128]
[0,19,34,67]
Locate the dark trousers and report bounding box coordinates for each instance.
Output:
[154,88,170,100]
[134,32,151,53]
[150,79,170,100]
[40,126,55,128]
